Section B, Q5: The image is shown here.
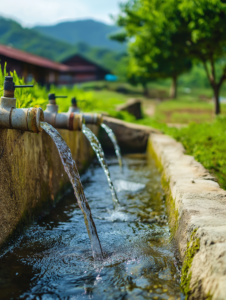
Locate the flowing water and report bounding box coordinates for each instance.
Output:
[101,123,123,169]
[82,124,120,207]
[40,122,103,260]
[0,154,183,300]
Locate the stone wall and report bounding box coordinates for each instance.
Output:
[0,125,98,248]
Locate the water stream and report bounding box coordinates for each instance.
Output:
[41,122,103,260]
[82,124,120,207]
[0,154,182,300]
[101,123,123,169]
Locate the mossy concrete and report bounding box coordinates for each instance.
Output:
[0,125,98,249]
[148,133,226,300]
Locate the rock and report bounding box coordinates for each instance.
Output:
[117,98,143,119]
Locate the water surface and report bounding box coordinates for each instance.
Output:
[0,155,182,300]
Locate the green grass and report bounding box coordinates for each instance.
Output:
[154,100,226,123]
[134,116,226,190]
[169,118,226,190]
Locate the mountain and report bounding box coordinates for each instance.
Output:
[0,16,127,78]
[0,17,76,61]
[33,19,125,51]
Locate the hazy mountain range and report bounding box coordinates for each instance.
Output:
[33,19,124,51]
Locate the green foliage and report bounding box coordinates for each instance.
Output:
[114,0,226,111]
[178,0,226,113]
[0,65,127,117]
[114,0,192,94]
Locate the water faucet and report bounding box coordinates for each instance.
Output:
[44,93,83,131]
[0,76,44,133]
[68,98,103,126]
[68,97,80,113]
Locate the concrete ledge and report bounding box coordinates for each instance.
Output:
[148,133,226,300]
[0,125,98,249]
[100,116,160,152]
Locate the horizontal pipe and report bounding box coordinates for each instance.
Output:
[0,97,44,132]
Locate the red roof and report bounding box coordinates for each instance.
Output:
[0,44,69,72]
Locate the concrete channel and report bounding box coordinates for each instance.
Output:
[1,116,226,299]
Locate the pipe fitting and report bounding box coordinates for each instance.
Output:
[83,113,103,126]
[44,94,83,131]
[71,113,83,131]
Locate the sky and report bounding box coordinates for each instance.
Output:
[1,0,124,27]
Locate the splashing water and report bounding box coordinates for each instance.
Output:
[82,124,120,207]
[101,123,122,169]
[41,122,103,260]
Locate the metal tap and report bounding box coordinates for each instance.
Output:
[68,98,103,126]
[68,97,80,113]
[0,76,44,133]
[44,94,83,131]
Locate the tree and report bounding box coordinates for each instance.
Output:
[111,0,192,99]
[178,0,226,114]
[113,0,226,114]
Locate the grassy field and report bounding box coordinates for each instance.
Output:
[81,80,226,124]
[80,81,226,190]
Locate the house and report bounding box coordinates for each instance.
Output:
[0,44,69,85]
[59,54,110,85]
[0,44,110,86]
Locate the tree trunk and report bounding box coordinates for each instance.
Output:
[213,86,220,115]
[142,83,149,97]
[170,76,177,99]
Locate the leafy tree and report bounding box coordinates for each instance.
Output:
[111,0,192,99]
[178,0,226,114]
[114,0,226,113]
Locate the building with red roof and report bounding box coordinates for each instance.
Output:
[0,44,109,85]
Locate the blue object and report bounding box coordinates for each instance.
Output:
[105,74,118,81]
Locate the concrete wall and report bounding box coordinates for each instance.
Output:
[100,116,160,153]
[148,133,226,300]
[0,125,98,248]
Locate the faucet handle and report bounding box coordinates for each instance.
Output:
[4,76,33,98]
[71,97,77,105]
[48,93,67,102]
[14,85,33,88]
